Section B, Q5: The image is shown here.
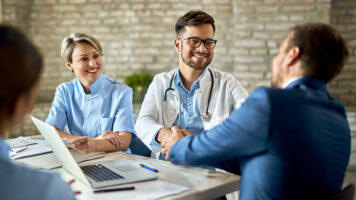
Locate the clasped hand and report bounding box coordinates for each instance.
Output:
[160,126,193,160]
[68,130,122,154]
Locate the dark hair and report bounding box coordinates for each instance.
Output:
[0,25,43,111]
[175,10,215,37]
[287,22,349,82]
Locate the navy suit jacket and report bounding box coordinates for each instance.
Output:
[169,77,351,200]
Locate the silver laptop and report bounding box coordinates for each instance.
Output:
[31,116,158,189]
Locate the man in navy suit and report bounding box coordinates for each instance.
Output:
[160,22,351,200]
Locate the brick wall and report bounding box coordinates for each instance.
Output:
[330,0,356,170]
[330,0,356,110]
[2,0,356,168]
[1,0,30,32]
[348,113,356,170]
[2,0,332,99]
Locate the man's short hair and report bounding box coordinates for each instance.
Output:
[61,33,103,64]
[287,22,349,82]
[175,10,215,37]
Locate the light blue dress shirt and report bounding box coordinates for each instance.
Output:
[156,68,208,162]
[46,74,135,139]
[0,137,75,200]
[152,68,207,149]
[172,67,206,134]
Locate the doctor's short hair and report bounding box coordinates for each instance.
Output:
[175,10,215,37]
[61,32,103,63]
[287,22,349,83]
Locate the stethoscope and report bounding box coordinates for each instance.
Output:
[164,68,214,122]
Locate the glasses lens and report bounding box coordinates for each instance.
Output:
[204,40,216,49]
[189,38,201,48]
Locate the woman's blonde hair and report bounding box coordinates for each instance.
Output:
[61,33,103,63]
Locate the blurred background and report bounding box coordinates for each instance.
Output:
[0,0,355,168]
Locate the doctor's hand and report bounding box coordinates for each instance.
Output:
[181,129,193,136]
[160,126,185,161]
[68,136,97,154]
[97,130,123,149]
[156,128,173,143]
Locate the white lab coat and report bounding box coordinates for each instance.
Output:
[135,67,249,154]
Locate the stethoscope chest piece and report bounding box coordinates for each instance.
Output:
[201,112,212,122]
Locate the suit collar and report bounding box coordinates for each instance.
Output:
[285,76,328,92]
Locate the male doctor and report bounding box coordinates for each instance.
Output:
[135,10,248,158]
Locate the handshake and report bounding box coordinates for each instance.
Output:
[157,126,193,161]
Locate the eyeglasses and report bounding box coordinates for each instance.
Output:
[179,37,217,49]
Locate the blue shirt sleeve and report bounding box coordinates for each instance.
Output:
[112,88,135,134]
[46,85,68,131]
[168,87,271,171]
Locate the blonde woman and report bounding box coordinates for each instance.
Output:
[46,33,134,154]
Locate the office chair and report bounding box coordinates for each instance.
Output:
[328,184,355,200]
[129,135,152,157]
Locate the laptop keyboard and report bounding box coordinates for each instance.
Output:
[81,164,124,182]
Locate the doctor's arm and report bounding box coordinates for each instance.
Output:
[229,77,249,110]
[135,76,169,152]
[162,88,271,171]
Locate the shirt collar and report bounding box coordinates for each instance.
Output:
[283,76,304,88]
[0,136,10,158]
[174,67,209,92]
[76,73,104,94]
[284,76,328,92]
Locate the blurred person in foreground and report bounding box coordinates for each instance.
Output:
[0,25,75,200]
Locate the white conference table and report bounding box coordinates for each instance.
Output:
[13,140,240,200]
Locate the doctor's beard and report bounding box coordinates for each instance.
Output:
[180,42,213,71]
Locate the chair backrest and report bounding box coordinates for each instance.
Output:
[329,184,355,200]
[129,135,152,157]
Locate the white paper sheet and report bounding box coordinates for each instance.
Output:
[6,136,39,148]
[77,180,189,200]
[10,143,52,159]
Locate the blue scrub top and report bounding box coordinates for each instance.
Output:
[0,137,75,200]
[46,74,135,138]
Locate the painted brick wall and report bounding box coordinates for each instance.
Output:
[2,0,356,169]
[2,0,332,98]
[330,0,356,110]
[1,0,30,32]
[330,0,356,170]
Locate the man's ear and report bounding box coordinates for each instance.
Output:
[174,38,180,53]
[286,47,300,66]
[66,62,74,72]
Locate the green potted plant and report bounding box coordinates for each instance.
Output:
[124,71,153,104]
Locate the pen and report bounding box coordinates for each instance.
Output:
[15,147,27,153]
[93,186,135,193]
[140,163,159,173]
[10,147,27,153]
